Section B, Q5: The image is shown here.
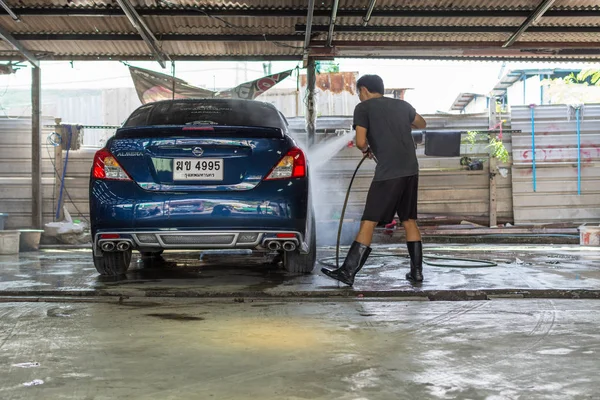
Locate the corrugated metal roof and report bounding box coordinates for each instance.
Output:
[0,0,599,61]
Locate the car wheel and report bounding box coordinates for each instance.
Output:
[283,218,317,274]
[93,250,132,276]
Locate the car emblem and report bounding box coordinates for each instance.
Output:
[192,147,204,157]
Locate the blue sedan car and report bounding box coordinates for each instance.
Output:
[89,99,316,276]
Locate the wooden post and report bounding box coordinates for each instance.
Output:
[53,118,64,221]
[31,66,42,229]
[306,57,316,148]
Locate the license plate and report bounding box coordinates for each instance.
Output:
[173,158,223,181]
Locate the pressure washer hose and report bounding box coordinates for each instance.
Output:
[317,153,498,270]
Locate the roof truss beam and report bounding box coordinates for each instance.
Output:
[3,7,600,18]
[302,0,315,64]
[503,0,556,47]
[326,0,339,47]
[0,24,39,66]
[115,0,169,67]
[0,0,19,21]
[13,33,304,41]
[296,24,600,33]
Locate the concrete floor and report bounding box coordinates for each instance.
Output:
[1,298,600,399]
[1,244,600,399]
[0,244,598,299]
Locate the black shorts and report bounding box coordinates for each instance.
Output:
[361,174,419,223]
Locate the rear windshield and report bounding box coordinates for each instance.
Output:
[123,100,287,130]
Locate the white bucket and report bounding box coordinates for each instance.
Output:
[0,230,21,255]
[19,229,44,252]
[579,225,600,246]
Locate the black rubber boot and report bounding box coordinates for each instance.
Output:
[321,241,372,286]
[406,241,424,282]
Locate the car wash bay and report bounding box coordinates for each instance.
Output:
[2,1,600,398]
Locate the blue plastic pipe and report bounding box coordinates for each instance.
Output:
[530,105,536,192]
[576,107,581,195]
[55,125,73,220]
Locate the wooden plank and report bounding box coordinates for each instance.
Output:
[513,193,600,208]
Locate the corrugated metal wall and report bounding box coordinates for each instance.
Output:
[257,88,359,118]
[511,104,600,225]
[0,117,57,229]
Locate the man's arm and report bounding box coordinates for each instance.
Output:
[355,125,369,153]
[411,113,427,129]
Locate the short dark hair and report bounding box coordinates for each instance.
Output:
[357,74,384,95]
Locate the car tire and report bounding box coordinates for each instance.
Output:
[93,250,132,276]
[283,217,317,274]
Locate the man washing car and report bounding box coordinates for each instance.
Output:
[321,74,427,286]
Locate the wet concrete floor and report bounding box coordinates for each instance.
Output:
[1,245,599,399]
[1,298,600,399]
[0,244,598,299]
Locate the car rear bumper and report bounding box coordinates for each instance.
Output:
[92,229,307,257]
[90,178,313,256]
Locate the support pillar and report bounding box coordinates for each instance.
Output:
[306,57,316,148]
[488,97,498,228]
[31,66,42,229]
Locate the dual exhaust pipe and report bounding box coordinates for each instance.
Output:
[100,241,131,252]
[266,240,296,252]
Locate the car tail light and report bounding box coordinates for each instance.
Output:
[92,149,131,181]
[265,147,306,180]
[100,234,120,239]
[276,233,296,238]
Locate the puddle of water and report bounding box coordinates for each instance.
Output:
[537,348,574,355]
[12,362,40,368]
[23,379,44,387]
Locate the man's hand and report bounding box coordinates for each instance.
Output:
[362,147,373,159]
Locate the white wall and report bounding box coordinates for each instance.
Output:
[507,75,543,106]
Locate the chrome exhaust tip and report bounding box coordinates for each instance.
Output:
[282,241,296,252]
[267,241,281,251]
[101,241,115,252]
[116,241,130,251]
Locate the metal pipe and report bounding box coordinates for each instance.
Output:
[362,0,377,26]
[503,0,556,47]
[576,107,582,195]
[267,241,281,251]
[326,0,340,47]
[0,0,19,21]
[31,66,41,228]
[530,105,537,192]
[0,24,39,67]
[303,0,316,59]
[282,241,297,252]
[117,241,131,251]
[101,242,116,252]
[116,0,169,68]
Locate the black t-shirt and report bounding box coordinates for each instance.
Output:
[353,97,419,181]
